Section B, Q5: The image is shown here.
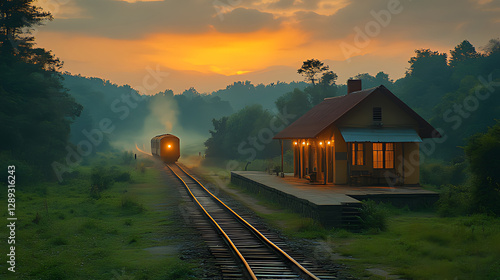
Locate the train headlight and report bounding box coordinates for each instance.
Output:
[167,144,172,149]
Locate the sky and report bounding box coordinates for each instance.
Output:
[34,0,500,95]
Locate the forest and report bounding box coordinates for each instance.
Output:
[1,2,500,211]
[1,1,500,279]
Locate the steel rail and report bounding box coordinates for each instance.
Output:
[166,164,258,280]
[174,163,320,280]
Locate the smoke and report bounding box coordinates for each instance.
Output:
[138,95,208,159]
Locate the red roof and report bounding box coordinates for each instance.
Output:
[273,85,440,139]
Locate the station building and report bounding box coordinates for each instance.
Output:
[273,80,441,186]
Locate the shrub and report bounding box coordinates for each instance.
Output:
[90,166,114,198]
[121,150,134,165]
[437,184,473,216]
[114,171,131,182]
[464,121,500,216]
[121,194,144,214]
[420,160,467,186]
[358,200,387,232]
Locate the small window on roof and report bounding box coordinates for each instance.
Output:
[373,107,382,122]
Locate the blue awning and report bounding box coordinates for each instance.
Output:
[339,127,422,142]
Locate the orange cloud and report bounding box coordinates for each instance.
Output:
[142,28,308,76]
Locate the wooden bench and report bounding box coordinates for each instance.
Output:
[350,170,371,185]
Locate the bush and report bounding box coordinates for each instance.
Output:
[114,171,131,182]
[121,194,144,214]
[121,151,134,165]
[358,200,388,232]
[420,160,467,186]
[90,166,114,199]
[437,184,473,216]
[109,166,131,182]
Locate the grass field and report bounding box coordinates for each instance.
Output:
[333,212,500,279]
[0,158,198,280]
[196,163,500,280]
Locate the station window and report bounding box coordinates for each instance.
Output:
[352,143,364,165]
[373,143,394,169]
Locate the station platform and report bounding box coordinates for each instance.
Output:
[231,171,439,228]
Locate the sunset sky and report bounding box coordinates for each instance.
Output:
[35,0,500,94]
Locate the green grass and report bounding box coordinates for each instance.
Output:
[201,165,500,280]
[0,158,197,280]
[333,213,500,279]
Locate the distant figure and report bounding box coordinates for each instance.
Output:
[199,152,201,157]
[134,153,137,160]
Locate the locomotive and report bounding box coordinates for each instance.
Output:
[151,134,180,163]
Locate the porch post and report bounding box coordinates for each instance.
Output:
[402,143,405,185]
[280,139,284,174]
[347,142,351,185]
[323,145,327,185]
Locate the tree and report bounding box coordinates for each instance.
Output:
[319,70,338,86]
[464,121,500,215]
[0,0,82,180]
[297,59,329,85]
[0,0,61,70]
[406,49,449,79]
[481,38,500,55]
[351,72,393,89]
[204,105,281,160]
[449,40,479,67]
[275,88,311,121]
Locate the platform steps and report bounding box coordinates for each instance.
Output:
[341,202,362,231]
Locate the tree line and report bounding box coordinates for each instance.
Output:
[0,0,82,181]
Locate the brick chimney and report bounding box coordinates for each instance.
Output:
[347,79,362,94]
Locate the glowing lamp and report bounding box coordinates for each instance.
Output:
[294,142,298,145]
[327,141,331,145]
[319,142,323,145]
[302,141,305,145]
[167,144,172,148]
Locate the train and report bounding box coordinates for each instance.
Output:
[151,134,180,163]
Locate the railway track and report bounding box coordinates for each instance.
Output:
[166,163,336,280]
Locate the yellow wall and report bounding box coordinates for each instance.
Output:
[336,91,419,129]
[402,142,420,184]
[332,126,348,184]
[291,91,424,185]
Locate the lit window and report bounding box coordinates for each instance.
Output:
[373,143,394,169]
[352,143,364,165]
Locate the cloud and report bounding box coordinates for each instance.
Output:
[211,8,282,33]
[35,0,500,94]
[292,0,500,45]
[43,0,216,38]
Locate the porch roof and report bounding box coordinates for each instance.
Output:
[339,127,422,142]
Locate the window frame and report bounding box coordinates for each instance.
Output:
[373,142,395,169]
[351,143,365,166]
